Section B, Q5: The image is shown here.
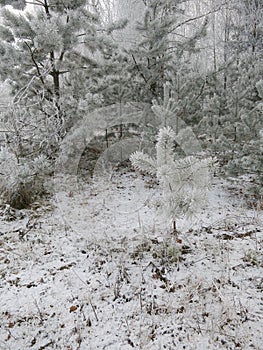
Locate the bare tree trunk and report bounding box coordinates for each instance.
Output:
[223,4,230,91]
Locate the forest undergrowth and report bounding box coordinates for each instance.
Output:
[0,169,262,350]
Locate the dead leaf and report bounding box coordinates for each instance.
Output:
[69,305,78,313]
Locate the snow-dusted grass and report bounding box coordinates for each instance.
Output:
[0,171,262,350]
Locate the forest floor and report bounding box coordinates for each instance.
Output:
[0,168,262,350]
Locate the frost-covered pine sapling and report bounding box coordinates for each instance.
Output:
[130,127,213,234]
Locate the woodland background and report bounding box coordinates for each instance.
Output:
[0,0,262,207]
[0,2,263,350]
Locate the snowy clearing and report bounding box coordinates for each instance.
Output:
[0,170,262,350]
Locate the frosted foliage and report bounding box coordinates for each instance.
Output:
[130,127,213,222]
[0,0,26,10]
[48,0,86,12]
[0,148,18,182]
[156,126,176,167]
[130,151,157,176]
[256,80,263,99]
[152,83,178,118]
[158,156,212,220]
[0,25,14,42]
[32,19,63,52]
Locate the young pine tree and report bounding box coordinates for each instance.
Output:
[130,126,213,233]
[128,0,209,103]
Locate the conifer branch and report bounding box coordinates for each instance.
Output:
[169,4,227,34]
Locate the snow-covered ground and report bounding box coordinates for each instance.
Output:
[0,170,262,350]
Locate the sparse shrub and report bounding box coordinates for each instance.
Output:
[0,147,49,209]
[242,249,261,267]
[152,238,183,264]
